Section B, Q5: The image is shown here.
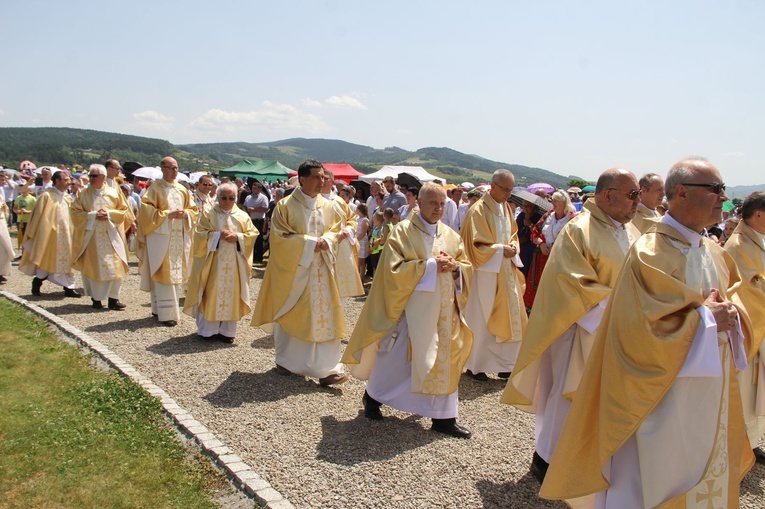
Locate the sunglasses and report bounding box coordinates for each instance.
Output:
[219,196,236,201]
[681,182,726,195]
[607,188,642,201]
[89,174,103,178]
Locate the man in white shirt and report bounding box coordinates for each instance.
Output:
[243,180,269,263]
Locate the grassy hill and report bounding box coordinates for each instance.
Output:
[0,127,578,187]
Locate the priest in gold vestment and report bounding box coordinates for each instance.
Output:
[541,159,754,509]
[501,169,640,482]
[461,169,527,380]
[631,172,665,234]
[251,160,348,387]
[70,164,133,310]
[137,157,198,327]
[192,174,216,216]
[343,183,474,438]
[0,172,13,284]
[184,183,257,343]
[19,170,82,298]
[724,191,765,464]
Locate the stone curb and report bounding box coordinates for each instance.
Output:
[0,291,295,509]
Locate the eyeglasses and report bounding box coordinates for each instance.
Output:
[199,182,213,186]
[681,182,726,195]
[607,188,642,201]
[88,174,103,178]
[219,196,236,201]
[493,182,513,193]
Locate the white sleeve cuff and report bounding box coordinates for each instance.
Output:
[300,236,318,267]
[678,306,722,378]
[86,211,97,231]
[208,232,221,252]
[577,298,609,335]
[478,245,503,273]
[414,258,437,292]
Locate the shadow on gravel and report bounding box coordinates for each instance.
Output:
[38,302,93,316]
[250,334,275,349]
[315,414,438,465]
[204,370,317,407]
[147,333,236,356]
[457,377,506,401]
[84,316,162,332]
[742,463,765,496]
[476,473,565,509]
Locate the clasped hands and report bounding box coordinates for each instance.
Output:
[314,237,330,252]
[95,209,109,221]
[220,229,238,243]
[168,210,187,220]
[502,243,518,258]
[705,288,739,332]
[436,251,460,273]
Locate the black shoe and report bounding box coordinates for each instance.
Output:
[108,298,126,310]
[216,334,235,344]
[362,390,384,420]
[431,418,471,439]
[151,312,158,317]
[31,277,43,296]
[530,451,549,483]
[159,320,177,327]
[466,369,489,381]
[0,275,6,285]
[91,299,104,309]
[64,288,82,298]
[754,447,765,464]
[498,372,512,379]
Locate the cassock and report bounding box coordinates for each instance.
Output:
[137,179,198,322]
[725,219,765,448]
[501,200,638,465]
[342,213,473,417]
[0,202,13,278]
[184,204,257,339]
[460,193,527,374]
[541,214,754,509]
[631,202,659,234]
[251,189,346,378]
[70,185,132,301]
[19,187,77,289]
[324,192,364,298]
[193,189,214,216]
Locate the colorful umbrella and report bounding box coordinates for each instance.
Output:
[527,182,554,194]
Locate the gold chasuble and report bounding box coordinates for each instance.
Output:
[137,180,198,288]
[501,200,639,410]
[631,202,660,234]
[251,190,346,342]
[540,221,754,508]
[725,220,765,447]
[328,194,364,298]
[184,204,257,322]
[19,188,75,277]
[70,185,133,282]
[460,193,526,342]
[342,214,473,396]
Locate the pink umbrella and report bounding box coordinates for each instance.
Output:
[527,182,554,194]
[19,160,36,171]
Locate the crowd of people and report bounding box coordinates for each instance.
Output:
[0,155,764,508]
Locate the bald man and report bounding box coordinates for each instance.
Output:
[502,168,641,483]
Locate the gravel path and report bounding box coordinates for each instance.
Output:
[4,247,764,508]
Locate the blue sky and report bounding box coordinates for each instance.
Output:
[2,0,763,185]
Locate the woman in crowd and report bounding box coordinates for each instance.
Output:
[355,203,369,280]
[523,190,576,310]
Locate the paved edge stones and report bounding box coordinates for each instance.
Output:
[1,291,294,509]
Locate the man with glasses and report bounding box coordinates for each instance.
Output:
[632,172,665,233]
[70,164,133,310]
[541,158,753,507]
[503,168,640,483]
[20,170,82,298]
[105,159,123,190]
[252,160,349,387]
[460,169,526,382]
[138,157,198,327]
[193,174,215,216]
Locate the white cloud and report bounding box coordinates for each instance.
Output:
[190,102,329,133]
[301,98,323,108]
[325,95,367,110]
[133,110,175,132]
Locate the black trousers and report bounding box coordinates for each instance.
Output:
[253,218,265,261]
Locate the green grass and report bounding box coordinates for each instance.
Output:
[0,298,227,508]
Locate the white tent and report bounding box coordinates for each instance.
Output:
[359,165,444,184]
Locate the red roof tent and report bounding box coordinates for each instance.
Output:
[287,163,363,183]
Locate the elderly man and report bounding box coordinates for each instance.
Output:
[184,182,258,343]
[541,158,753,508]
[138,157,198,327]
[632,172,665,233]
[381,175,407,221]
[502,168,641,482]
[19,170,82,297]
[251,160,348,387]
[243,179,269,263]
[192,174,216,216]
[70,164,133,310]
[461,169,527,381]
[343,182,473,438]
[104,159,122,190]
[724,191,765,463]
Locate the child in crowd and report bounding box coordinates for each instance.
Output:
[368,211,386,276]
[13,185,36,251]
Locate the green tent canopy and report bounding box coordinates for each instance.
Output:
[722,200,735,212]
[218,159,292,182]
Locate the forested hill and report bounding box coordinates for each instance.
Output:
[0,127,577,187]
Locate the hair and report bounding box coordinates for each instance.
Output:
[741,191,765,220]
[551,190,575,214]
[272,188,284,198]
[323,168,334,180]
[639,173,661,190]
[491,169,514,183]
[297,159,323,179]
[418,181,445,200]
[217,182,238,199]
[338,187,352,198]
[383,207,394,220]
[373,211,384,222]
[105,158,120,170]
[52,170,67,184]
[665,157,708,200]
[356,203,368,217]
[89,164,107,177]
[594,168,622,195]
[198,174,213,186]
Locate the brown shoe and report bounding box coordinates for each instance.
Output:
[319,373,348,387]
